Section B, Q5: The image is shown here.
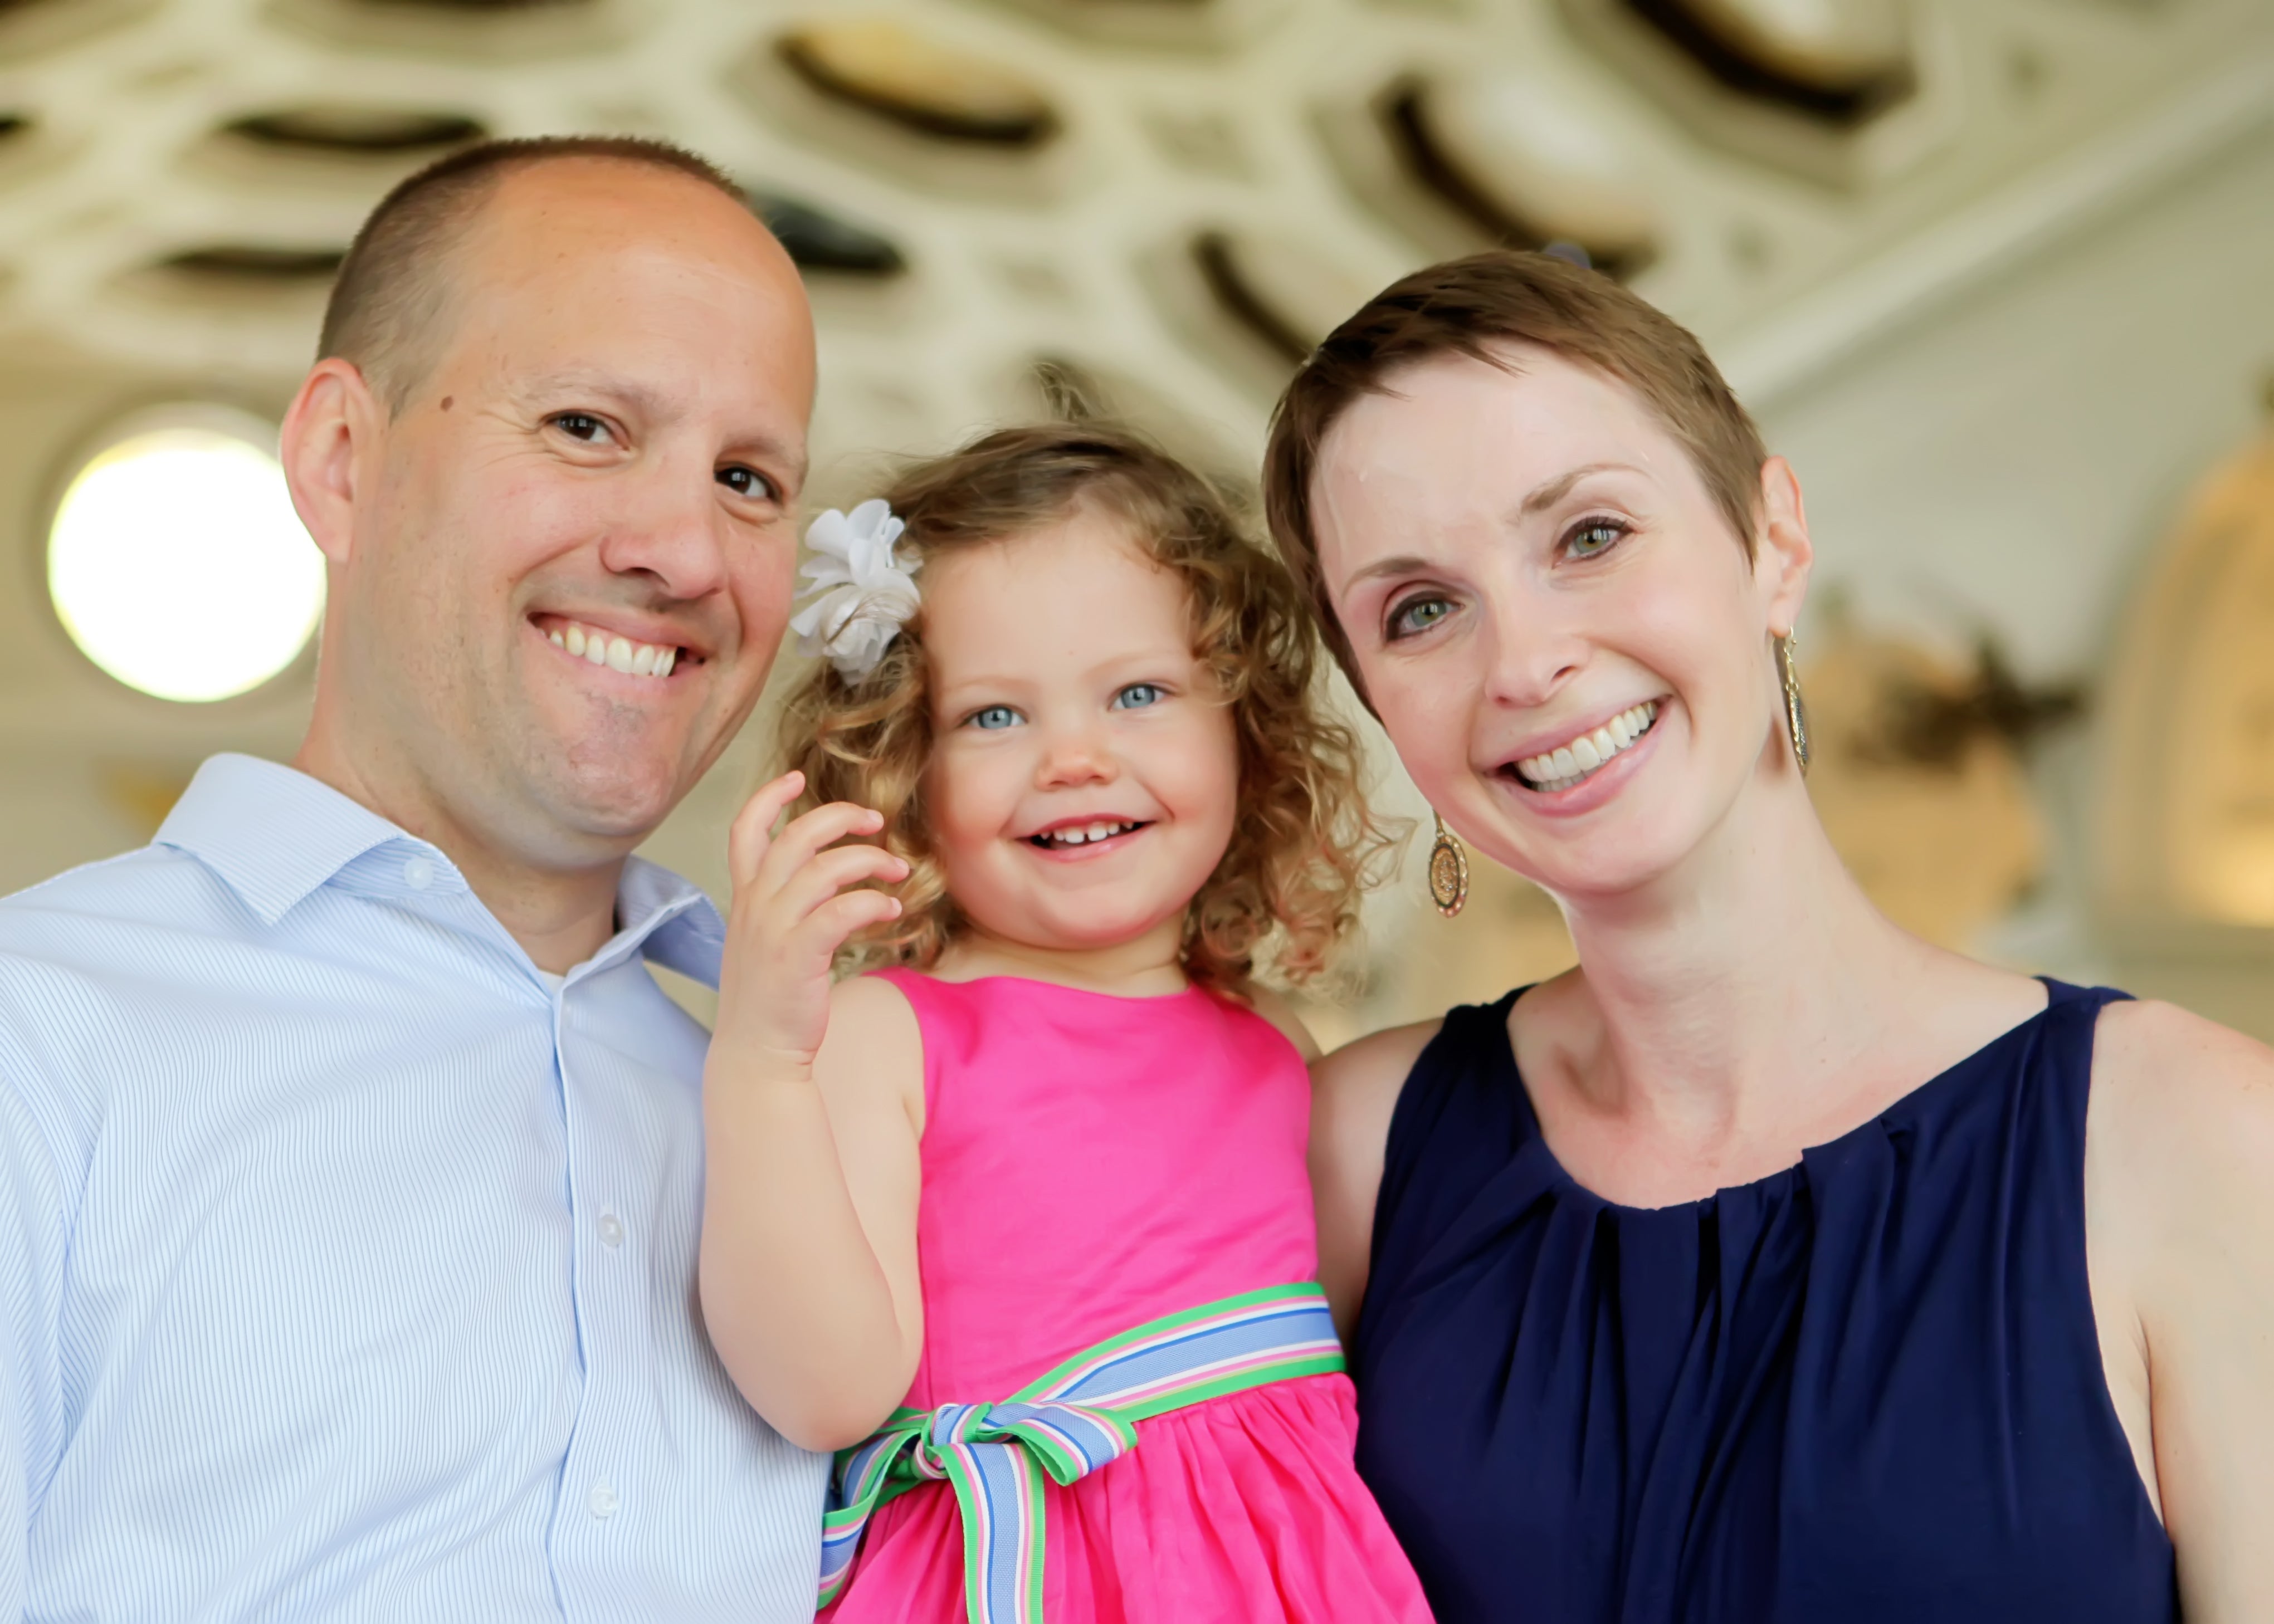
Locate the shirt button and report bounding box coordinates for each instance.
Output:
[402,856,435,892]
[597,1210,624,1249]
[588,1478,618,1519]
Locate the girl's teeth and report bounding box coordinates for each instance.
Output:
[1041,820,1136,847]
[1515,701,1660,790]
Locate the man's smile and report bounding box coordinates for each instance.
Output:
[531,613,695,681]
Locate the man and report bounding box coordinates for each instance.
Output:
[0,138,823,1618]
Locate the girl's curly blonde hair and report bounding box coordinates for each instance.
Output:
[776,421,1394,995]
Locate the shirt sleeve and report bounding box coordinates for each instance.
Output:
[0,1051,70,1622]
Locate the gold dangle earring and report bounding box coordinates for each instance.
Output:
[1775,632,1811,777]
[1427,812,1470,918]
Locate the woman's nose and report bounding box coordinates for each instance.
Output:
[1482,595,1587,710]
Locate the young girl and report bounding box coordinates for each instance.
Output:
[698,424,1431,1624]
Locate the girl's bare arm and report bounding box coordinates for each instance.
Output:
[699,774,928,1453]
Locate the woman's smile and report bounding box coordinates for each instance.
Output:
[1485,696,1673,820]
[1505,698,1663,792]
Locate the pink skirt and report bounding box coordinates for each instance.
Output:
[822,1374,1433,1623]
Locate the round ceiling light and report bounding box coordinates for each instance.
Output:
[47,405,325,702]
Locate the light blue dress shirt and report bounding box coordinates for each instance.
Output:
[0,754,824,1621]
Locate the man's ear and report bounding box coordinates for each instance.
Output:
[1753,456,1813,636]
[280,358,383,567]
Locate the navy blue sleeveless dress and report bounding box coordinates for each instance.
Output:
[1351,980,2176,1622]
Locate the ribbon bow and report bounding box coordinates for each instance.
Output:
[817,1283,1345,1624]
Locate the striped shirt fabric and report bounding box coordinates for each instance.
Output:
[0,754,825,1621]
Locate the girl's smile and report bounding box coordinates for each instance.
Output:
[920,501,1241,957]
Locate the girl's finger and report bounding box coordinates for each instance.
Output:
[794,889,906,958]
[728,771,806,889]
[753,800,890,891]
[760,844,911,928]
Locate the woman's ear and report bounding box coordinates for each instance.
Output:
[1753,456,1813,635]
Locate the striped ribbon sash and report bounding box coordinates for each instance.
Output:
[817,1281,1345,1624]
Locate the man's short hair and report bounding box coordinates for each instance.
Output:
[318,135,750,412]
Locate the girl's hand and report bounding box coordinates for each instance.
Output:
[711,771,907,1081]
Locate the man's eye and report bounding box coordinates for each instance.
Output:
[1567,519,1629,559]
[718,465,779,501]
[552,412,609,443]
[1387,595,1452,640]
[1111,683,1164,711]
[968,705,1021,731]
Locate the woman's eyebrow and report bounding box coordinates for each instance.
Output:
[1517,461,1644,516]
[1337,554,1436,596]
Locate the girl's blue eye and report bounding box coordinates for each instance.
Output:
[1387,595,1452,640]
[1111,683,1164,711]
[969,705,1021,731]
[1567,519,1627,559]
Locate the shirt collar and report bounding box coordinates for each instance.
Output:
[157,754,408,926]
[156,754,726,986]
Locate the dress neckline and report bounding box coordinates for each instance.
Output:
[1491,976,2063,1215]
[887,967,1207,1005]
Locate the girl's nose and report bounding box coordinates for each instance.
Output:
[1035,725,1119,789]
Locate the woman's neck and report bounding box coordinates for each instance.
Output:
[1538,770,1981,1189]
[931,915,1189,997]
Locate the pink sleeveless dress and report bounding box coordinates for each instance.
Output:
[823,970,1431,1624]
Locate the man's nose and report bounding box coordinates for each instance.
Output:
[594,457,731,601]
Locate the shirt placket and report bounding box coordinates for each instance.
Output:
[549,973,616,1617]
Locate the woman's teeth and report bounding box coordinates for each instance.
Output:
[1032,820,1143,849]
[1515,701,1659,791]
[548,619,678,679]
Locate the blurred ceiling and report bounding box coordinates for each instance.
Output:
[1,0,2273,1015]
[0,0,2267,459]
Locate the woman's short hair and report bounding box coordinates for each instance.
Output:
[776,421,1394,994]
[1261,250,1769,691]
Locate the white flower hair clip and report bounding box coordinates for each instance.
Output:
[789,498,922,679]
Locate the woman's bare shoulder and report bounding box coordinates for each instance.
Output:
[2090,997,2274,1200]
[1246,985,1323,1063]
[2088,998,2274,1613]
[1314,1018,1446,1096]
[2091,996,2274,1163]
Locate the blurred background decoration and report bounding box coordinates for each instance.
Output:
[0,0,2271,1036]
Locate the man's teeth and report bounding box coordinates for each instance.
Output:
[1515,700,1659,791]
[547,620,677,679]
[1034,820,1142,848]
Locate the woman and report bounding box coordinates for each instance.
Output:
[1262,251,2274,1622]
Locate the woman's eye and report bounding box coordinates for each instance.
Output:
[968,705,1021,731]
[1111,683,1164,711]
[718,464,779,502]
[1387,595,1453,640]
[1566,519,1628,559]
[551,412,609,444]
